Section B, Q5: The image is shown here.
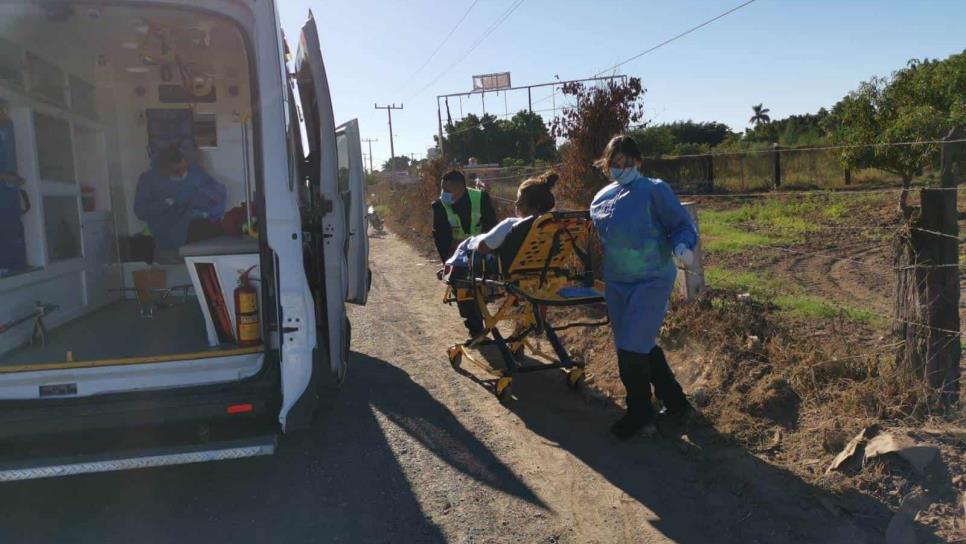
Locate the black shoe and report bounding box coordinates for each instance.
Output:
[657,404,695,438]
[465,329,489,345]
[610,413,657,440]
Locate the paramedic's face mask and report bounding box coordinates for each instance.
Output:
[608,153,639,186]
[167,160,189,181]
[441,180,466,203]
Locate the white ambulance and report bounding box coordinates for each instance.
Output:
[0,0,368,479]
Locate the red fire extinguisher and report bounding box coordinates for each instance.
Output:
[234,265,260,346]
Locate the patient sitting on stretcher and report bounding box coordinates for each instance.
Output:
[445,172,558,273]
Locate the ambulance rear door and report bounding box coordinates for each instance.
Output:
[336,119,369,305]
[295,12,349,385]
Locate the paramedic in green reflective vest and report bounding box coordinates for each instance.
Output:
[432,169,497,337]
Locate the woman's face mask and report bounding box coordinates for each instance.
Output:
[609,167,639,185]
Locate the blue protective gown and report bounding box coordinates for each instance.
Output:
[590,175,698,353]
[133,166,226,250]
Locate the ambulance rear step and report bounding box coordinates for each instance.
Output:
[0,434,276,482]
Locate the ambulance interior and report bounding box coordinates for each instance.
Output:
[0,4,270,372]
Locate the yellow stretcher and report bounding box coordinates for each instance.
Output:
[441,210,608,403]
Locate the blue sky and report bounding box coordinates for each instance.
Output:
[278,0,966,169]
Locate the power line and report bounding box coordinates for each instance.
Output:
[594,0,758,76]
[408,0,526,101]
[407,0,480,82]
[527,2,758,113]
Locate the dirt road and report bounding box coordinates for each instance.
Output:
[342,232,886,543]
[0,232,888,543]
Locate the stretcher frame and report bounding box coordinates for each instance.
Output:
[442,210,608,403]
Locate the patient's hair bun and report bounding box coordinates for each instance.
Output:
[542,171,559,189]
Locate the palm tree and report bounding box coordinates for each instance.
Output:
[749,103,771,125]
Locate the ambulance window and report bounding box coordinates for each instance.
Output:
[337,131,349,193]
[33,112,75,183]
[26,52,66,107]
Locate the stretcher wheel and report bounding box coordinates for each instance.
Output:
[565,367,584,391]
[447,346,462,369]
[496,377,513,404]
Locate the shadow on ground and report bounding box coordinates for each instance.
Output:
[0,352,539,544]
[461,346,935,543]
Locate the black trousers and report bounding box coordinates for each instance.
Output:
[618,346,689,420]
[456,300,484,336]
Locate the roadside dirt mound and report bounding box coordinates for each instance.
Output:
[558,289,966,541]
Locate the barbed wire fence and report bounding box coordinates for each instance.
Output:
[471,135,966,405]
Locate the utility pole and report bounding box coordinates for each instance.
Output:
[361,137,377,174]
[374,103,402,186]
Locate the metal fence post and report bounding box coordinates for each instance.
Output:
[677,202,706,301]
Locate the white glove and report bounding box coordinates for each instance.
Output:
[164,198,175,206]
[673,244,694,268]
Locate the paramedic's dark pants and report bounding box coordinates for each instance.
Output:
[457,300,484,337]
[618,347,688,419]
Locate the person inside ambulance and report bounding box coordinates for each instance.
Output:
[432,169,497,338]
[134,146,227,251]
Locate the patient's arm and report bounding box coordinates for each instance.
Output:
[470,218,519,256]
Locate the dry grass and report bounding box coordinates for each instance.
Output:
[558,288,966,539]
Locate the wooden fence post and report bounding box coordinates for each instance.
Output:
[844,168,852,186]
[677,202,706,301]
[772,142,782,189]
[894,128,962,408]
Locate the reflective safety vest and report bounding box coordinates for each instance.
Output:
[442,188,482,241]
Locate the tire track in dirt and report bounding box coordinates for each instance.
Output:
[770,241,894,319]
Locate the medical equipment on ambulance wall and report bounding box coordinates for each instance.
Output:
[138,18,216,101]
[0,302,58,348]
